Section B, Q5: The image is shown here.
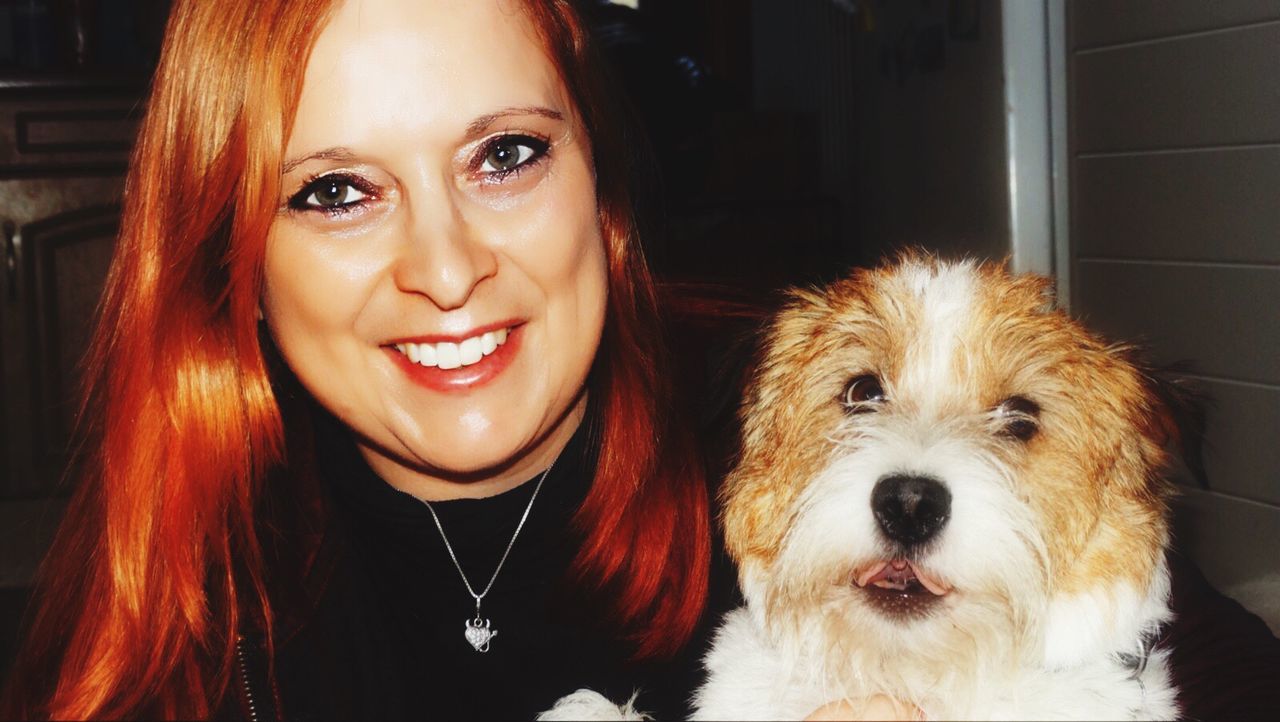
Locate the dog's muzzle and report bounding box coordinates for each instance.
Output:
[853,475,954,619]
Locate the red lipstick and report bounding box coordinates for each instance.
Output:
[386,322,522,392]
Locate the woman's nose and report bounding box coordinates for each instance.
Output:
[393,196,498,311]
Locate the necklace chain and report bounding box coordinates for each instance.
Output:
[420,456,557,613]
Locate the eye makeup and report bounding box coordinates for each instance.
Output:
[287,171,381,218]
[281,128,557,220]
[468,132,552,184]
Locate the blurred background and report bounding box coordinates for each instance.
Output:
[1,0,1278,679]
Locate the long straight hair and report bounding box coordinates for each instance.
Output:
[1,1,709,718]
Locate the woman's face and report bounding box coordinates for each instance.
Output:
[264,0,608,499]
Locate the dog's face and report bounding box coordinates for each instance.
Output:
[724,256,1174,682]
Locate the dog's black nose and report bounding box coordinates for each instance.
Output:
[871,474,951,547]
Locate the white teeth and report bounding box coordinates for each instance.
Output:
[459,337,482,365]
[396,327,511,370]
[436,342,461,370]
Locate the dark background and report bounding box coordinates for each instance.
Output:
[4,0,1279,687]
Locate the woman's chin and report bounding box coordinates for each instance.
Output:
[361,406,583,499]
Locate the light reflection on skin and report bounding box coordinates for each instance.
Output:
[458,410,494,438]
[262,0,607,501]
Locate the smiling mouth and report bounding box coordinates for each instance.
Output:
[853,559,951,619]
[394,327,511,370]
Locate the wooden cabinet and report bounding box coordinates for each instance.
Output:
[0,75,142,587]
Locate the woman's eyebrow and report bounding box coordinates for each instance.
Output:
[279,107,564,175]
[282,146,358,175]
[466,105,564,137]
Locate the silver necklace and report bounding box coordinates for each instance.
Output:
[420,457,557,653]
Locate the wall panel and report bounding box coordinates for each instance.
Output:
[1199,378,1280,506]
[1074,0,1280,49]
[1074,148,1280,263]
[1075,261,1280,385]
[1074,23,1280,152]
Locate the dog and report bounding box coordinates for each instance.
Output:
[693,254,1180,720]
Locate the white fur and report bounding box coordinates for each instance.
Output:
[694,606,1177,720]
[692,608,827,720]
[548,261,1179,720]
[897,259,979,407]
[538,690,650,721]
[695,261,1177,720]
[1043,559,1172,669]
[695,481,1176,718]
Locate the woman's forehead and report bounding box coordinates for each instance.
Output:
[291,0,569,152]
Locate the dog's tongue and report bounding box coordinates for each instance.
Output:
[856,559,951,596]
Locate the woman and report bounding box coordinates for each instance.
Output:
[2,0,715,718]
[8,1,1279,720]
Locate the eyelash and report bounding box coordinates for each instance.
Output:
[471,132,552,182]
[287,172,378,218]
[285,133,553,218]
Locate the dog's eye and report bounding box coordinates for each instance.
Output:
[843,374,887,412]
[997,395,1040,441]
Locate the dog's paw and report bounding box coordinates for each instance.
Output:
[537,689,651,721]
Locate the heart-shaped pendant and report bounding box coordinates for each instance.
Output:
[465,617,496,652]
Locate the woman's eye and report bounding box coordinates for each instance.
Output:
[289,175,372,213]
[478,134,549,177]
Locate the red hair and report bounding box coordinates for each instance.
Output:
[1,0,709,718]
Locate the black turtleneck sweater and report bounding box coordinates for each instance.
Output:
[269,418,730,721]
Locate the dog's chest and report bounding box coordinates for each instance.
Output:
[694,606,1177,720]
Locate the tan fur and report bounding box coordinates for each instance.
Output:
[718,252,1176,711]
[725,252,1172,587]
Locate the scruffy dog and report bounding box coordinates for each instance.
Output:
[693,254,1179,720]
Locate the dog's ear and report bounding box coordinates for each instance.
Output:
[1107,344,1210,489]
[720,286,839,569]
[1138,360,1211,489]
